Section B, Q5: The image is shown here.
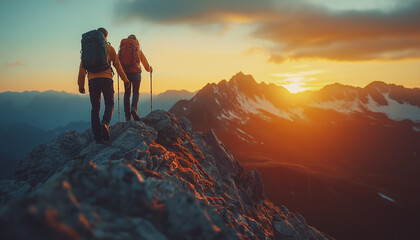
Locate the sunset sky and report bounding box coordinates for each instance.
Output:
[1,0,419,94]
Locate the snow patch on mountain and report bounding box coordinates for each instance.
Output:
[235,94,299,121]
[364,93,420,122]
[216,94,304,123]
[289,107,306,119]
[237,128,254,139]
[308,99,363,114]
[223,110,242,121]
[378,192,396,203]
[211,85,220,95]
[307,91,420,123]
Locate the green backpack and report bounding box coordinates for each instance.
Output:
[81,30,110,73]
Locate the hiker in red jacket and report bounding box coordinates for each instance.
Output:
[119,34,153,121]
[78,27,129,144]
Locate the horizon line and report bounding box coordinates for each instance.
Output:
[0,79,418,95]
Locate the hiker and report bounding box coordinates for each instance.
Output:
[78,27,129,144]
[119,34,153,121]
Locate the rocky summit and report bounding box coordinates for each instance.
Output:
[0,110,330,240]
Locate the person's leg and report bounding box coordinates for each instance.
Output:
[101,78,114,141]
[123,75,132,121]
[88,78,102,142]
[131,72,141,111]
[102,78,114,125]
[130,72,141,121]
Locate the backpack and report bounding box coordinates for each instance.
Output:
[119,38,140,73]
[81,30,110,73]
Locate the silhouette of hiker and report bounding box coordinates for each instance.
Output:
[119,34,153,121]
[78,27,129,144]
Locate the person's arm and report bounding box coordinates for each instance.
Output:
[139,50,152,72]
[78,62,86,94]
[110,46,129,83]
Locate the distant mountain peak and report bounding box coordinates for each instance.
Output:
[231,71,247,79]
[320,82,359,92]
[229,71,258,88]
[365,81,391,91]
[160,89,193,95]
[366,81,388,87]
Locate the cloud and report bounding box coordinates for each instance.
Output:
[273,70,326,79]
[273,70,324,85]
[115,0,420,62]
[256,3,420,62]
[5,59,24,67]
[242,46,269,56]
[115,0,278,25]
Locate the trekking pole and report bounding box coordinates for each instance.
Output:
[117,74,120,122]
[150,67,153,113]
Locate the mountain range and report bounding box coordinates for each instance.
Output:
[0,89,195,130]
[170,72,420,240]
[2,73,420,239]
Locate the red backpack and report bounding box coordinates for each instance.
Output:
[119,38,140,73]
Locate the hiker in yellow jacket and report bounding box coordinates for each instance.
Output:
[119,34,153,121]
[78,27,129,144]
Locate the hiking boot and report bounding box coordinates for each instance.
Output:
[131,109,141,121]
[101,123,110,142]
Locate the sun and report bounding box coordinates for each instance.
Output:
[282,83,308,93]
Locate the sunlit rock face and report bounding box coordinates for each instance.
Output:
[0,110,329,240]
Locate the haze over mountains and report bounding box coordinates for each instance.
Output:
[171,72,420,240]
[0,90,195,130]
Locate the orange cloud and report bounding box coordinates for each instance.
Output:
[255,5,420,62]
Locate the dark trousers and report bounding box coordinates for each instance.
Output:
[124,72,141,118]
[88,78,114,141]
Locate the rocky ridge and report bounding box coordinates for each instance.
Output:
[0,110,329,240]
